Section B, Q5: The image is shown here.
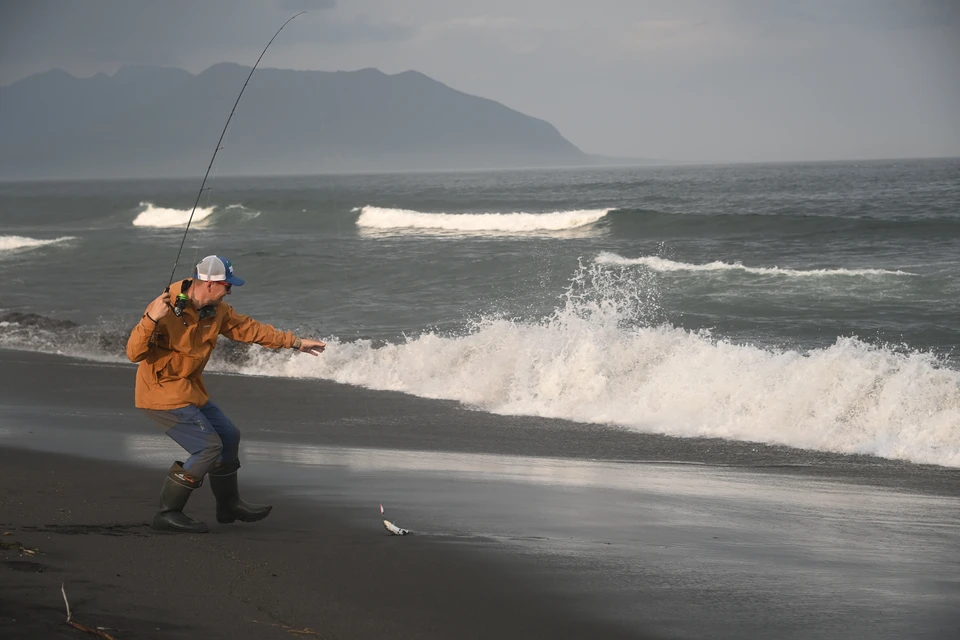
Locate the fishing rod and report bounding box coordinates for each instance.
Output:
[165,11,305,318]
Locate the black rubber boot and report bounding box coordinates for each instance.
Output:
[152,462,208,533]
[209,465,272,524]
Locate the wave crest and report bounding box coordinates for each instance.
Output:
[0,235,76,252]
[596,252,916,277]
[132,202,215,228]
[355,206,611,233]
[132,202,257,228]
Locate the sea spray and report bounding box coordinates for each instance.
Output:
[230,260,960,467]
[234,321,960,468]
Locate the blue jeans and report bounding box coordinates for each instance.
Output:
[141,401,240,479]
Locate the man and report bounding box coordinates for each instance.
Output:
[126,255,326,533]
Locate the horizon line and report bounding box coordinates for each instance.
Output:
[1,155,957,185]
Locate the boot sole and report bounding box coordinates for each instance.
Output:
[152,516,209,533]
[217,506,273,524]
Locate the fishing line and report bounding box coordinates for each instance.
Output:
[190,149,218,270]
[165,11,305,291]
[191,120,233,270]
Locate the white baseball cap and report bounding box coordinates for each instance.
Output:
[194,255,245,286]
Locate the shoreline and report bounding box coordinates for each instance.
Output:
[1,348,957,498]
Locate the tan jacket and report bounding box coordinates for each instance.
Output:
[126,279,298,410]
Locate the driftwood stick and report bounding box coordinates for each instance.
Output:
[67,620,119,640]
[61,583,72,622]
[61,583,119,639]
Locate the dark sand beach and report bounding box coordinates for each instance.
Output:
[2,349,959,639]
[1,448,647,640]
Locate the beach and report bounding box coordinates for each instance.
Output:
[2,447,648,640]
[2,5,959,635]
[2,349,959,639]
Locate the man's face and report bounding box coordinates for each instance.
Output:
[194,280,232,307]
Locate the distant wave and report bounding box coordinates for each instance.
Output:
[133,202,215,228]
[0,235,76,252]
[596,252,917,277]
[132,202,257,228]
[355,206,611,233]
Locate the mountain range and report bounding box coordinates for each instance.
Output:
[0,63,614,180]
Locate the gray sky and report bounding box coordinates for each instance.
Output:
[2,0,959,162]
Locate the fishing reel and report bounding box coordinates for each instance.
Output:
[170,279,191,324]
[173,292,190,318]
[148,282,188,347]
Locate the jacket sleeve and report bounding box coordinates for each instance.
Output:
[219,305,298,349]
[126,312,159,362]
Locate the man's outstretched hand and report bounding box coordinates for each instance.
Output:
[298,338,326,356]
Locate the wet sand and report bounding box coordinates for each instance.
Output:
[0,446,647,640]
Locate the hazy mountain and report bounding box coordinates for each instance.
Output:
[0,63,591,180]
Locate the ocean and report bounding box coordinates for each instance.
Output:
[2,158,959,468]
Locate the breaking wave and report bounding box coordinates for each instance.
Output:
[355,206,611,234]
[3,260,957,468]
[238,279,960,467]
[596,252,917,277]
[132,202,257,228]
[0,235,76,252]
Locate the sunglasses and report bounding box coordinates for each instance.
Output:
[211,281,232,292]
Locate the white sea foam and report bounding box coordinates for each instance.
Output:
[6,257,956,467]
[131,202,258,228]
[132,202,216,228]
[355,206,611,233]
[0,235,76,252]
[596,252,916,277]
[229,261,960,468]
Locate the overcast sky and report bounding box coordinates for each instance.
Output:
[2,0,958,163]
